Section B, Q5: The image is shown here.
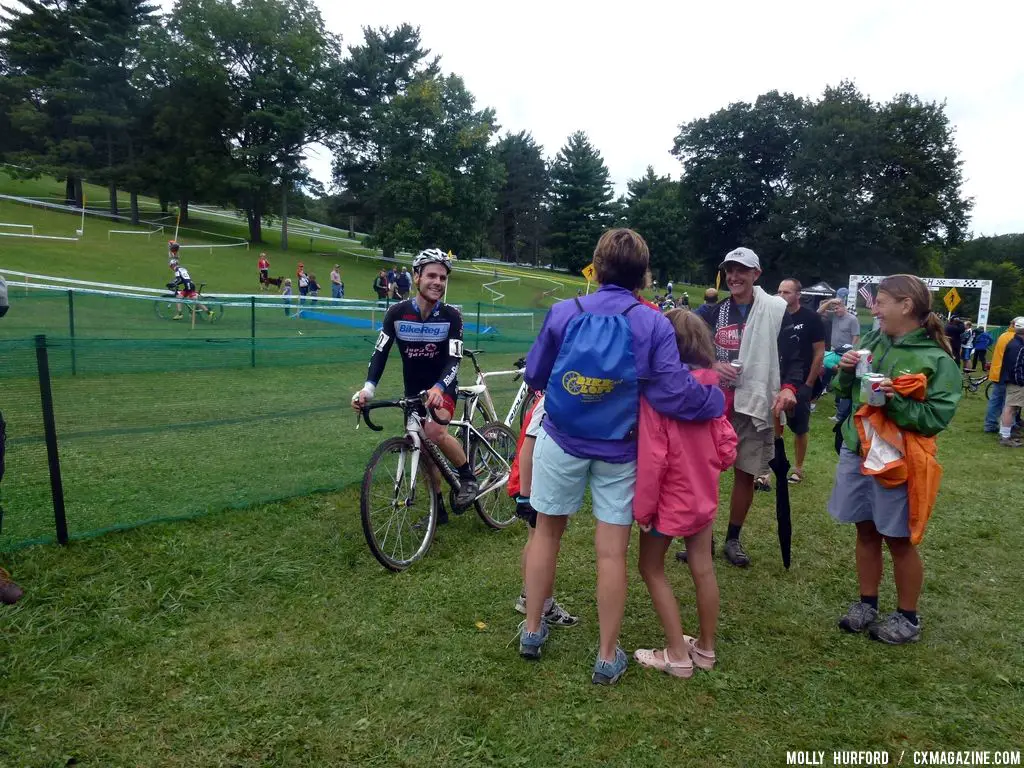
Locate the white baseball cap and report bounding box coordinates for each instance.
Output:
[719,247,761,270]
[1013,317,1024,331]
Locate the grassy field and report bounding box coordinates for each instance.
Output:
[1,393,1021,766]
[2,171,1020,766]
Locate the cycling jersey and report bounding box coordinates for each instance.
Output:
[366,297,464,397]
[172,266,195,293]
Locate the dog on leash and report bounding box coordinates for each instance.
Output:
[259,274,284,290]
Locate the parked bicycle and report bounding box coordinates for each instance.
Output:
[154,282,224,323]
[461,350,540,429]
[962,369,993,399]
[356,389,519,572]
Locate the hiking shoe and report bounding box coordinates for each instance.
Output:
[754,473,772,492]
[868,611,921,645]
[722,538,750,567]
[676,537,715,564]
[838,601,879,634]
[0,568,24,605]
[453,478,479,509]
[592,646,628,685]
[518,620,549,660]
[999,437,1024,448]
[172,314,183,320]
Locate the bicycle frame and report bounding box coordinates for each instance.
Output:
[360,397,511,509]
[462,350,532,428]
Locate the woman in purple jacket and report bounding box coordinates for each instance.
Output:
[518,228,725,684]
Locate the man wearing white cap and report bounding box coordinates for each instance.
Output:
[678,247,803,567]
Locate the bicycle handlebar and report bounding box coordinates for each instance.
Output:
[354,391,452,431]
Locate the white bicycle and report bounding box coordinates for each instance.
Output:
[356,390,519,572]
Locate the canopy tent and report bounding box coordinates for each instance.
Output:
[799,281,835,311]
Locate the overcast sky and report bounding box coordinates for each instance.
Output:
[164,0,1024,236]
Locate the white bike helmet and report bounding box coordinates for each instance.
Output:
[412,248,451,274]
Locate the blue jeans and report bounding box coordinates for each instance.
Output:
[836,397,852,423]
[985,383,1006,432]
[332,284,343,299]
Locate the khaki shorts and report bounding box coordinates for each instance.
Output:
[730,411,775,476]
[1006,384,1024,409]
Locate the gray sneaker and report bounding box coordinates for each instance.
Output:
[869,611,921,645]
[592,646,628,685]
[999,437,1024,448]
[838,602,879,633]
[722,538,750,567]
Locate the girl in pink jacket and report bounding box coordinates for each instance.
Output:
[633,309,737,678]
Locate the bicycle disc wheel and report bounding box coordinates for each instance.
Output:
[469,421,519,530]
[360,437,437,571]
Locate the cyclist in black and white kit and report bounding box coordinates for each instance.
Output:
[351,248,479,518]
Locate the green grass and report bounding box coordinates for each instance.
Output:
[3,171,1019,765]
[1,394,1021,767]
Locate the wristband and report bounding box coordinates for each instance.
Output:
[782,384,798,395]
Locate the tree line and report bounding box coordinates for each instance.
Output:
[1,0,1016,317]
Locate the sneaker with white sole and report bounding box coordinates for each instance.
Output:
[513,595,579,628]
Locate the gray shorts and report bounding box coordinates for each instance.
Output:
[730,411,774,476]
[827,447,910,538]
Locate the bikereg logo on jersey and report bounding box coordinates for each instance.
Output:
[395,321,450,342]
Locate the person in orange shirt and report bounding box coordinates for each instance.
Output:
[984,318,1023,433]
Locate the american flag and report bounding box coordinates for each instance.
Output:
[858,286,875,308]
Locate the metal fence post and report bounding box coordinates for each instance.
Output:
[35,334,69,545]
[67,290,77,376]
[250,296,256,368]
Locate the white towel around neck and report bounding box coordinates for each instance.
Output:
[734,286,788,431]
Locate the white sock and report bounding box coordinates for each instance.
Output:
[1000,426,1012,439]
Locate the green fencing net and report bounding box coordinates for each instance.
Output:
[0,288,540,551]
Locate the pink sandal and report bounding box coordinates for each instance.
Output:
[684,635,716,670]
[633,647,694,678]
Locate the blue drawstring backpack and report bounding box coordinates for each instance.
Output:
[544,299,640,439]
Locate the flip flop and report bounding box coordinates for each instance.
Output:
[788,468,804,484]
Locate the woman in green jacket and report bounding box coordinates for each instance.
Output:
[828,274,961,645]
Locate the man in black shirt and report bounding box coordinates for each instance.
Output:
[775,278,826,483]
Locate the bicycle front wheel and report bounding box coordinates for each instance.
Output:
[470,421,519,530]
[985,381,993,400]
[154,298,177,320]
[360,437,437,571]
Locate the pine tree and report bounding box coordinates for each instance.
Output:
[547,131,614,272]
[490,131,549,264]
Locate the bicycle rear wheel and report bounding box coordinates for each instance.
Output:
[204,301,224,323]
[360,437,437,571]
[518,390,538,430]
[470,421,519,530]
[986,381,993,400]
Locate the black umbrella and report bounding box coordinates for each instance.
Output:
[767,436,792,569]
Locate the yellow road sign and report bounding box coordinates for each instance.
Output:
[943,287,961,313]
[582,263,596,282]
